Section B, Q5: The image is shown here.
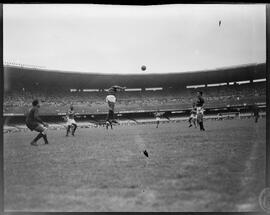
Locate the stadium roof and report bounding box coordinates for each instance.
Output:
[4,63,266,91]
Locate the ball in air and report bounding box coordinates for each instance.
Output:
[141,65,146,71]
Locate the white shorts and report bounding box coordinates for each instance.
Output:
[196,107,204,115]
[190,114,197,119]
[156,117,160,121]
[66,118,76,126]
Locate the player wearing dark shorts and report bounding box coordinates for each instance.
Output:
[196,91,205,131]
[253,104,260,123]
[25,99,49,146]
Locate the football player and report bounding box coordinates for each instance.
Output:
[25,99,49,146]
[188,103,197,128]
[253,104,260,123]
[154,109,163,128]
[105,85,125,130]
[196,91,205,131]
[66,105,77,136]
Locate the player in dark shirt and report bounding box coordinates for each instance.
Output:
[253,104,260,123]
[25,99,49,146]
[196,91,205,131]
[196,91,205,108]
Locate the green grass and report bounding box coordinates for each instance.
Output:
[4,118,266,212]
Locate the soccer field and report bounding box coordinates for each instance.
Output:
[4,118,266,212]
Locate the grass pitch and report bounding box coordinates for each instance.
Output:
[4,118,266,212]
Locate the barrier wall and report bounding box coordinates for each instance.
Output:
[3,104,266,126]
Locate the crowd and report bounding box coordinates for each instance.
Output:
[4,82,266,114]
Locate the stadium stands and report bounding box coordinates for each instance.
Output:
[4,82,266,115]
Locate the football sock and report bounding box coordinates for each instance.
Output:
[199,122,205,131]
[72,124,77,135]
[43,134,49,144]
[66,125,71,136]
[32,133,43,144]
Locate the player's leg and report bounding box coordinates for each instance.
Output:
[199,114,205,131]
[71,123,77,135]
[110,110,119,125]
[66,118,72,136]
[42,130,49,144]
[201,120,205,131]
[109,110,114,129]
[197,118,200,130]
[66,125,71,136]
[37,124,49,144]
[106,110,110,130]
[105,119,112,130]
[196,108,205,131]
[188,116,192,127]
[30,132,44,146]
[255,115,258,123]
[27,123,41,146]
[197,114,204,131]
[32,124,49,145]
[196,115,200,129]
[193,117,197,128]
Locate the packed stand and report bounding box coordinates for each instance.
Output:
[4,82,266,115]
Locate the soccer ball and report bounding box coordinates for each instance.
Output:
[141,65,146,71]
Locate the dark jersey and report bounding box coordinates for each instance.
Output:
[196,96,204,107]
[253,107,259,116]
[67,110,75,119]
[108,102,115,112]
[106,110,114,121]
[25,107,43,129]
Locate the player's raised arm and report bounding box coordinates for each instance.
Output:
[108,85,126,92]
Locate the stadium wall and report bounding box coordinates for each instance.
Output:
[3,104,266,126]
[4,63,266,90]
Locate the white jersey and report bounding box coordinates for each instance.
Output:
[106,95,116,103]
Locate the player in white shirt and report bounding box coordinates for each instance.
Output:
[154,109,163,128]
[65,105,77,136]
[188,103,197,128]
[105,85,125,130]
[105,85,149,157]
